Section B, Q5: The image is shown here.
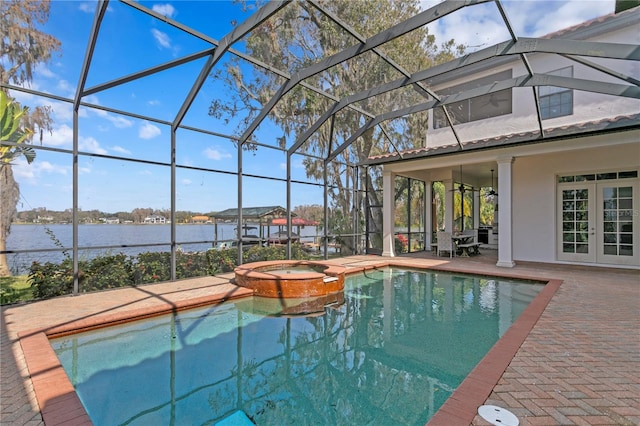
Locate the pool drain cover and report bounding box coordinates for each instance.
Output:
[477,405,519,426]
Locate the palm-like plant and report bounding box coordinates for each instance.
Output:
[1,91,35,164]
[1,91,35,276]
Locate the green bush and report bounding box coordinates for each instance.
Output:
[0,285,18,304]
[132,252,170,284]
[206,248,237,274]
[83,253,133,290]
[176,251,212,279]
[29,258,75,299]
[27,245,312,301]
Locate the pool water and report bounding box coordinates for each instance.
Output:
[51,268,544,425]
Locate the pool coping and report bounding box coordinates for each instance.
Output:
[17,261,561,426]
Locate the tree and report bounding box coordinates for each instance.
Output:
[209,0,464,253]
[292,204,323,224]
[1,0,61,276]
[0,92,34,276]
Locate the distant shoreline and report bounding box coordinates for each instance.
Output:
[12,222,313,226]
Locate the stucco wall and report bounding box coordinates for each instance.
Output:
[512,141,640,263]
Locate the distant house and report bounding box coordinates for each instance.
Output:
[99,217,120,224]
[144,215,167,224]
[192,215,211,223]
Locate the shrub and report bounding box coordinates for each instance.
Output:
[27,245,313,301]
[132,252,170,284]
[207,248,237,274]
[176,251,211,279]
[29,259,75,299]
[395,235,408,253]
[82,253,133,291]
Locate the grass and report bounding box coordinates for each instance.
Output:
[0,275,33,305]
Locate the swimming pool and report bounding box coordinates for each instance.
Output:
[50,268,545,425]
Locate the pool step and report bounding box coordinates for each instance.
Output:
[215,410,254,426]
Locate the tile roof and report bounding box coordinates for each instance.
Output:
[365,113,640,165]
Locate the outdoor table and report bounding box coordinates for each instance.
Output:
[452,234,474,257]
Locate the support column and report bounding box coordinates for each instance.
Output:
[425,182,433,248]
[382,170,396,257]
[496,157,516,267]
[444,179,454,233]
[473,188,480,230]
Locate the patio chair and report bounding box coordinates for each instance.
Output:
[436,231,454,258]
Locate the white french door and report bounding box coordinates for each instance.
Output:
[558,179,639,266]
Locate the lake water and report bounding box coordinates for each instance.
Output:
[5,223,320,275]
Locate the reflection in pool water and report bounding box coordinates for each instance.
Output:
[51,268,544,425]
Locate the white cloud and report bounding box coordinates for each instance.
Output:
[42,124,73,147]
[64,95,133,128]
[280,159,305,170]
[79,136,108,154]
[38,125,107,154]
[152,4,176,18]
[89,107,133,128]
[203,147,232,161]
[421,0,617,52]
[84,94,100,105]
[139,121,161,139]
[110,145,132,155]
[79,3,96,13]
[106,115,134,129]
[49,101,73,122]
[57,79,75,97]
[511,0,615,37]
[12,159,69,183]
[181,178,192,185]
[34,63,56,79]
[151,28,172,49]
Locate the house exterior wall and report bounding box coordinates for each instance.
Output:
[512,141,639,264]
[374,9,638,268]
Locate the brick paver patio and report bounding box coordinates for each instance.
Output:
[1,253,638,425]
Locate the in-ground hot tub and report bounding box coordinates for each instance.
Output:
[234,260,346,298]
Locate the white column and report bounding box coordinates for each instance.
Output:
[425,181,433,247]
[382,170,395,257]
[473,188,480,230]
[444,179,454,233]
[496,157,516,267]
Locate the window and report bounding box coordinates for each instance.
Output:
[539,66,573,120]
[433,70,513,128]
[557,170,638,183]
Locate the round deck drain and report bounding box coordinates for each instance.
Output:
[477,405,519,426]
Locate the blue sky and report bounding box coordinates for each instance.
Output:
[9,0,615,214]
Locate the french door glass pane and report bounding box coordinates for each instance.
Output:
[561,189,589,254]
[602,186,633,256]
